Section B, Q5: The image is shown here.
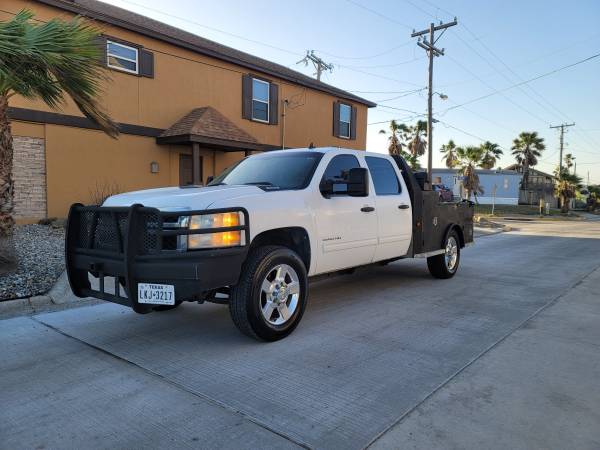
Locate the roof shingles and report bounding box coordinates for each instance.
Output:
[160,107,259,144]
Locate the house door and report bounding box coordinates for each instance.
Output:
[179,154,203,185]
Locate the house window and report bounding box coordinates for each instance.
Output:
[252,78,270,122]
[339,103,351,139]
[107,40,139,74]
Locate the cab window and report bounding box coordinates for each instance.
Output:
[365,156,401,195]
[321,154,360,195]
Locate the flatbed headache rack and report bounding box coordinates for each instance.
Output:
[391,155,474,257]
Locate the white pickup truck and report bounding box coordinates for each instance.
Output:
[66,148,473,341]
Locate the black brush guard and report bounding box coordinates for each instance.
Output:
[65,203,249,313]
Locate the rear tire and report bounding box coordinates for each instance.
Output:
[427,230,461,279]
[229,245,308,341]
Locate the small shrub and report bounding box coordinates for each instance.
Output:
[89,181,122,206]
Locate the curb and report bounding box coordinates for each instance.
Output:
[0,271,101,319]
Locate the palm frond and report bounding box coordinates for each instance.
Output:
[0,10,118,137]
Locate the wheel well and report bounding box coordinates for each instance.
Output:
[250,227,311,271]
[450,224,465,248]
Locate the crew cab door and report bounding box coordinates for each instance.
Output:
[365,156,412,261]
[315,154,377,274]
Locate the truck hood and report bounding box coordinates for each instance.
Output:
[102,185,264,211]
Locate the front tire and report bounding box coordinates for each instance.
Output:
[427,230,461,279]
[229,246,308,341]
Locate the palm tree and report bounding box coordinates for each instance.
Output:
[407,120,427,159]
[511,132,545,189]
[379,120,420,169]
[440,139,458,169]
[379,120,409,156]
[563,153,575,173]
[456,146,485,202]
[479,141,503,170]
[555,171,583,213]
[0,10,118,274]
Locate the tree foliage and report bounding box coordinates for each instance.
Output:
[479,141,503,170]
[0,10,117,267]
[379,120,423,169]
[440,139,458,168]
[456,146,485,202]
[511,132,545,188]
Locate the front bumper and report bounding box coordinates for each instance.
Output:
[65,203,249,313]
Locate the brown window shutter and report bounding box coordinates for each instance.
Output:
[350,105,357,140]
[94,35,108,66]
[139,49,154,78]
[269,83,279,125]
[332,101,340,137]
[242,74,253,120]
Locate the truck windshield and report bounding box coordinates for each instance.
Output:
[208,152,324,190]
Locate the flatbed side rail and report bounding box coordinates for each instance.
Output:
[65,203,249,312]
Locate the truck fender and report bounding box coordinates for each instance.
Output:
[443,223,465,248]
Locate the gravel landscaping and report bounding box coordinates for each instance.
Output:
[0,225,65,301]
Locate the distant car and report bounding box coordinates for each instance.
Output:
[433,184,453,202]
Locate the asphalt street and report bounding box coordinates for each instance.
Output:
[2,219,599,449]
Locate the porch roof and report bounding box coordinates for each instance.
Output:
[156,107,276,151]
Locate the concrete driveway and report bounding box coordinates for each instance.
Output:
[2,219,600,449]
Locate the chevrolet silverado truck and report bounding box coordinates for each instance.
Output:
[65,148,474,341]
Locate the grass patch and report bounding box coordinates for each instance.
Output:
[474,204,565,217]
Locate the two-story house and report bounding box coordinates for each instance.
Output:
[4,0,375,222]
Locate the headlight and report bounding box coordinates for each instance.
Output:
[188,212,245,249]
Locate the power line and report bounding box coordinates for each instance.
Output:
[411,17,458,187]
[413,0,600,155]
[550,123,576,177]
[345,0,413,30]
[375,88,427,102]
[116,0,304,57]
[439,52,600,115]
[315,41,413,60]
[336,56,424,70]
[296,51,334,81]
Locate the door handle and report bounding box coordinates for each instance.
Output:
[361,206,375,213]
[398,204,410,209]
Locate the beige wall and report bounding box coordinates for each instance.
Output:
[2,0,369,149]
[3,0,373,219]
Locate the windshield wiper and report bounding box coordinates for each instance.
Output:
[244,181,277,187]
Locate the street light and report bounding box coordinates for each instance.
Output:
[435,92,448,100]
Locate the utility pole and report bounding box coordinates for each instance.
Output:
[297,51,333,81]
[411,18,458,189]
[550,123,575,179]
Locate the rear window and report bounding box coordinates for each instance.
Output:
[365,156,401,195]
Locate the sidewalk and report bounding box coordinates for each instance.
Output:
[371,266,600,449]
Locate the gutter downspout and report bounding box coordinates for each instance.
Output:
[281,99,289,150]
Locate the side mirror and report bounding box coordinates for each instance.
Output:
[206,175,214,184]
[320,167,369,198]
[347,167,369,197]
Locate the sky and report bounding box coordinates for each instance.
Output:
[102,0,600,185]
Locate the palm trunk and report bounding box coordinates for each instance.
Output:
[0,94,17,275]
[561,195,569,214]
[522,161,529,190]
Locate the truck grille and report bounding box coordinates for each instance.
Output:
[76,208,165,254]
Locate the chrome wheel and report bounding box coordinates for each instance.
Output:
[445,236,459,272]
[260,264,300,326]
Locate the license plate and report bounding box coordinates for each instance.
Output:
[137,283,175,305]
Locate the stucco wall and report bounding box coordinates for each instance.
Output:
[1,0,370,150]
